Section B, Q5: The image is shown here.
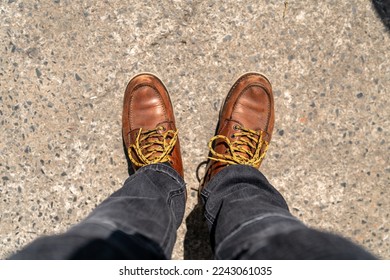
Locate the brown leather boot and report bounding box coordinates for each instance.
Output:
[200,72,274,190]
[122,73,184,178]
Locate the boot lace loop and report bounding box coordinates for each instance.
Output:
[128,126,178,167]
[208,126,269,166]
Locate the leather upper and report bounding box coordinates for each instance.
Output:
[201,73,274,188]
[122,73,184,178]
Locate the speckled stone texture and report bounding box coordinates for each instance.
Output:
[0,0,389,259]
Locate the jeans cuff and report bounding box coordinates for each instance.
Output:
[134,163,186,190]
[200,164,262,202]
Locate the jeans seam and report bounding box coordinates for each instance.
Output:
[167,188,185,207]
[215,213,301,258]
[237,225,306,259]
[167,187,186,229]
[139,164,185,255]
[122,164,185,257]
[204,211,215,224]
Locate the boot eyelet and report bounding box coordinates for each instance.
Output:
[231,134,235,138]
[233,125,240,130]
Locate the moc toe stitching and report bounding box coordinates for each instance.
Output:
[129,84,168,129]
[231,84,272,131]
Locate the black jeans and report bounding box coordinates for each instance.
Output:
[10,164,375,259]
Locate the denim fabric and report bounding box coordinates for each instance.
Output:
[11,163,375,259]
[200,165,376,259]
[11,163,186,259]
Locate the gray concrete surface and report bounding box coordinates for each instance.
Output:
[0,0,389,259]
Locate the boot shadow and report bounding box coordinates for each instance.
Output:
[122,136,135,176]
[184,203,214,259]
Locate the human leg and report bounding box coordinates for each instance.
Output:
[201,165,375,259]
[11,73,186,259]
[200,72,375,259]
[11,163,185,259]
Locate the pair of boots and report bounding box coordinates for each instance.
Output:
[122,72,274,192]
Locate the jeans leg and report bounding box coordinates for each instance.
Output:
[201,165,376,259]
[11,163,186,259]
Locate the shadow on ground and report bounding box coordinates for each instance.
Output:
[123,138,135,176]
[184,204,214,260]
[372,0,390,32]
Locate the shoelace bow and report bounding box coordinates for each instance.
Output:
[128,126,178,167]
[208,125,269,167]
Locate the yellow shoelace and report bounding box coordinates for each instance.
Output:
[208,126,269,167]
[128,126,178,167]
